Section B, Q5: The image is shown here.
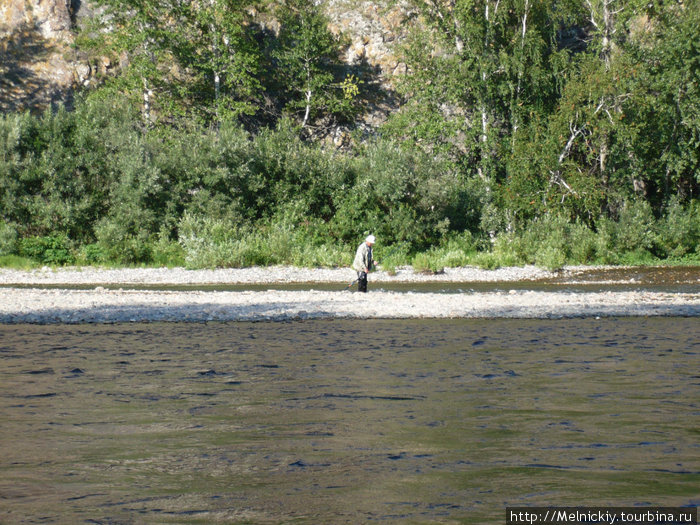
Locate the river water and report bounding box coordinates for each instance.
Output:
[1,317,698,524]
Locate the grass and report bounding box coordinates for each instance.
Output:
[1,233,698,272]
[2,249,698,272]
[0,255,41,269]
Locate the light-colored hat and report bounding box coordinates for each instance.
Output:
[366,235,376,244]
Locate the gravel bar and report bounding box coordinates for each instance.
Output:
[0,265,557,285]
[1,266,698,323]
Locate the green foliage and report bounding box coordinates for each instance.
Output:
[272,0,358,127]
[389,0,559,180]
[19,235,74,265]
[411,233,476,273]
[0,89,697,269]
[483,214,603,269]
[178,211,348,269]
[94,219,153,265]
[176,0,264,121]
[151,236,186,267]
[0,255,40,270]
[331,139,474,250]
[0,222,18,256]
[76,243,106,265]
[657,200,700,259]
[623,0,700,205]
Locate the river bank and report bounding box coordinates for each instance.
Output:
[0,264,556,286]
[1,265,698,323]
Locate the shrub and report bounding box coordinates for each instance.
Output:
[151,236,186,267]
[472,251,501,270]
[410,232,477,272]
[535,245,567,271]
[520,214,570,262]
[0,222,18,256]
[411,252,442,273]
[290,243,349,268]
[490,214,600,267]
[657,199,700,258]
[567,222,598,263]
[376,242,411,274]
[94,219,153,265]
[0,255,40,269]
[77,243,106,265]
[491,233,527,267]
[178,213,255,268]
[437,232,477,267]
[19,235,74,265]
[608,199,658,254]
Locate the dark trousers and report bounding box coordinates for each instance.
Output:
[357,271,368,292]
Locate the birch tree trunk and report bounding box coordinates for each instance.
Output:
[512,0,530,140]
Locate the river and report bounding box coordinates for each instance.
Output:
[1,316,698,523]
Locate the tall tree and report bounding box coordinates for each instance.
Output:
[78,0,183,124]
[502,0,666,224]
[622,0,700,204]
[385,0,560,237]
[176,0,265,123]
[388,0,557,179]
[271,0,359,131]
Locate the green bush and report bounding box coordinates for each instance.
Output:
[290,243,349,268]
[490,234,527,267]
[410,232,477,272]
[0,255,40,269]
[178,213,251,268]
[488,214,601,267]
[567,222,598,263]
[596,200,658,260]
[19,235,74,265]
[411,252,442,273]
[151,236,186,267]
[471,251,501,270]
[94,219,153,265]
[0,222,18,256]
[2,96,698,270]
[657,199,700,258]
[534,245,567,271]
[376,242,411,274]
[77,243,106,265]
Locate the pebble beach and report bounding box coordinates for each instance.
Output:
[1,265,698,323]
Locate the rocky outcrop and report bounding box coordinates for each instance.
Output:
[327,0,412,79]
[0,0,86,112]
[0,0,412,124]
[324,1,414,137]
[0,0,73,40]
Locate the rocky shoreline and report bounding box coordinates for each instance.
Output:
[1,265,699,323]
[0,264,557,286]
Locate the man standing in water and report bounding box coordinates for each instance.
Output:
[352,235,376,292]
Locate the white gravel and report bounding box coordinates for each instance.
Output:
[1,266,698,323]
[0,264,557,285]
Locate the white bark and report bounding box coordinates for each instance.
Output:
[549,120,584,201]
[142,77,153,123]
[584,0,621,70]
[512,0,530,139]
[302,89,312,128]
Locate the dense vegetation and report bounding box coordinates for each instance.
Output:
[1,0,698,270]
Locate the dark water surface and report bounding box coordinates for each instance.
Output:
[1,318,698,524]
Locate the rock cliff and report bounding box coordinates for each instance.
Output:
[1,0,82,111]
[0,0,411,124]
